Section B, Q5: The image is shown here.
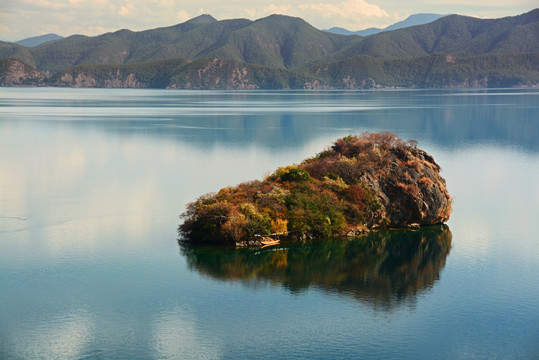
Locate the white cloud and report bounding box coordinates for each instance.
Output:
[21,0,67,10]
[0,23,12,37]
[243,8,256,18]
[428,0,535,5]
[300,0,389,19]
[160,0,175,7]
[87,25,108,34]
[236,1,391,29]
[262,4,293,15]
[151,306,223,359]
[237,0,392,31]
[176,10,191,22]
[8,310,95,360]
[119,5,130,16]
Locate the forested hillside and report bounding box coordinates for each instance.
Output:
[1,9,538,89]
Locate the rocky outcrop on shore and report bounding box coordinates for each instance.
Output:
[0,58,45,86]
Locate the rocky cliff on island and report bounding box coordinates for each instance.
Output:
[178,133,452,246]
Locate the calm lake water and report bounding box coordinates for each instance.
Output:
[0,88,538,359]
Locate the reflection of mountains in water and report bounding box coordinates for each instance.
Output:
[181,225,452,310]
[35,90,538,153]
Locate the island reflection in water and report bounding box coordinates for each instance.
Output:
[181,225,452,310]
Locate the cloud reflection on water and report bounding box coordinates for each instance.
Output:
[5,310,95,360]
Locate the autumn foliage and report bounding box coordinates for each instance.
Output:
[179,132,452,245]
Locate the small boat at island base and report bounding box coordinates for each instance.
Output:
[259,236,280,247]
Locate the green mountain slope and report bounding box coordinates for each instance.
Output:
[195,15,349,69]
[0,14,349,72]
[142,19,254,63]
[1,9,537,88]
[21,14,347,72]
[1,9,537,74]
[326,9,539,62]
[308,53,539,88]
[0,41,36,68]
[1,15,220,73]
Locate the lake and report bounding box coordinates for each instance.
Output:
[0,88,538,359]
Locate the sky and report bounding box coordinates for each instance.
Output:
[0,0,536,42]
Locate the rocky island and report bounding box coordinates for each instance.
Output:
[179,133,452,246]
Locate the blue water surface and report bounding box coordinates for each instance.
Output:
[0,88,538,359]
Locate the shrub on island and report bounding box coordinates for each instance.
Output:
[179,132,452,246]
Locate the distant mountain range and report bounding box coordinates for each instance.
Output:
[15,33,64,47]
[324,13,446,36]
[1,9,538,89]
[12,14,443,47]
